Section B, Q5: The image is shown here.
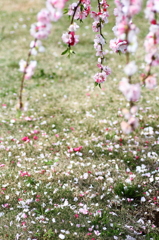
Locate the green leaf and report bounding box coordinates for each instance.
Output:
[44,161,53,165]
[61,48,69,55]
[63,8,68,14]
[94,82,98,87]
[80,4,84,11]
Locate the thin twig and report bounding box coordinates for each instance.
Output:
[70,0,82,25]
[19,39,37,109]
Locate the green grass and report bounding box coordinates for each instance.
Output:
[0,0,159,239]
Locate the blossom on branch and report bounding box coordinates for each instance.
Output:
[68,0,91,20]
[19,60,37,80]
[62,31,79,46]
[109,38,128,53]
[145,75,157,89]
[93,72,107,84]
[119,78,140,102]
[30,22,52,39]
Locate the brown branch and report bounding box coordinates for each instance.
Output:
[97,0,105,66]
[19,39,37,109]
[70,0,82,25]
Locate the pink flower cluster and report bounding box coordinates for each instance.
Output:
[30,40,45,56]
[110,0,142,54]
[119,78,140,102]
[121,117,139,134]
[19,171,31,177]
[94,34,106,57]
[30,0,68,40]
[145,0,159,22]
[62,1,91,48]
[91,1,109,32]
[119,75,140,134]
[145,75,157,89]
[48,0,68,10]
[68,0,91,20]
[19,60,37,80]
[92,0,111,85]
[62,29,79,46]
[143,0,159,89]
[19,0,67,93]
[121,106,139,134]
[93,63,111,83]
[111,1,143,134]
[109,38,127,53]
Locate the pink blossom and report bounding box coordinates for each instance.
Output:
[145,75,157,89]
[25,117,32,121]
[73,146,83,152]
[124,61,138,76]
[37,9,51,24]
[144,33,156,53]
[128,116,139,129]
[92,21,101,32]
[20,171,31,177]
[121,116,139,134]
[94,34,105,45]
[21,222,26,226]
[21,136,30,142]
[97,64,111,75]
[93,30,107,57]
[0,164,5,167]
[24,61,37,80]
[93,72,107,84]
[2,203,10,208]
[22,213,28,219]
[46,0,68,10]
[91,11,103,21]
[145,0,159,21]
[116,19,129,35]
[79,207,89,214]
[33,136,38,140]
[121,121,133,134]
[81,0,91,4]
[30,22,52,39]
[19,59,27,73]
[119,78,140,102]
[109,39,127,53]
[100,11,109,23]
[68,3,78,17]
[94,230,101,236]
[91,11,109,23]
[68,22,79,32]
[46,1,63,21]
[33,130,40,134]
[62,31,79,46]
[68,1,90,20]
[129,4,142,16]
[130,106,138,114]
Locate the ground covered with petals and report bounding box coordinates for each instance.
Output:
[1,1,159,239]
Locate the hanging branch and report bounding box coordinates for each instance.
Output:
[19,39,37,109]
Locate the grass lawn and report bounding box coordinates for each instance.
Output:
[1,0,159,239]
